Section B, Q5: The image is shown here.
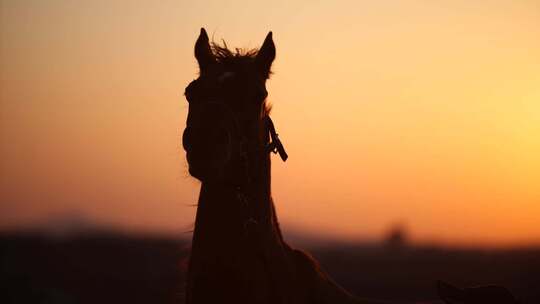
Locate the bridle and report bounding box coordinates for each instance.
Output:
[184,75,288,170]
[185,76,288,236]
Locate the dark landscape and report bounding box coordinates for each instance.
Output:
[2,230,539,304]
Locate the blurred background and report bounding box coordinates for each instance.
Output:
[1,1,539,303]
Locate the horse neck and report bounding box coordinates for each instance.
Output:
[191,153,280,248]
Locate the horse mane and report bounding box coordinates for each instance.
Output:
[210,40,273,116]
[211,40,258,62]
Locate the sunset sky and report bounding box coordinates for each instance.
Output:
[1,0,539,247]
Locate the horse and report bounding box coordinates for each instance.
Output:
[180,28,520,304]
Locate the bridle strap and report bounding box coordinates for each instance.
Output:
[265,116,288,162]
[185,78,288,241]
[186,77,287,162]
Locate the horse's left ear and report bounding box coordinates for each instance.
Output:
[195,28,215,73]
[255,32,275,79]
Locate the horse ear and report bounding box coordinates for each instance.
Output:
[194,28,214,72]
[437,281,465,303]
[255,31,275,79]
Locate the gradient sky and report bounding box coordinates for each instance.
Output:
[1,0,539,247]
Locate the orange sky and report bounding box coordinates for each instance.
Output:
[1,0,539,247]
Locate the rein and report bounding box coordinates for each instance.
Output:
[265,116,288,162]
[234,115,287,240]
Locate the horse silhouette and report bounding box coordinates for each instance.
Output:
[181,28,520,304]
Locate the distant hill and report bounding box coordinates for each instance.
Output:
[1,231,539,304]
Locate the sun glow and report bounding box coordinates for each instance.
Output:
[1,0,539,247]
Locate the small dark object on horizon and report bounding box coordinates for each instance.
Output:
[438,280,520,304]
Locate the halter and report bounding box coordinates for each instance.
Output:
[185,77,288,167]
[185,76,288,238]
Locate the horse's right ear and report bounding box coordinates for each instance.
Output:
[194,28,214,72]
[255,32,275,79]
